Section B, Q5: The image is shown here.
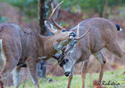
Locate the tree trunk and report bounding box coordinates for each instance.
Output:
[37,0,52,78]
[38,0,52,35]
[37,0,60,78]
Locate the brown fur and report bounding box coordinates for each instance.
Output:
[60,17,124,88]
[0,22,75,88]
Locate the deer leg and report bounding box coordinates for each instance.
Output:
[0,58,19,78]
[81,61,88,88]
[105,41,125,61]
[0,57,19,88]
[12,66,21,88]
[67,66,75,88]
[94,52,106,84]
[27,60,39,88]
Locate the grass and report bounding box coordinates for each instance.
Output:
[8,70,125,88]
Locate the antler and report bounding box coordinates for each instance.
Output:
[50,1,64,30]
[74,23,90,40]
[76,23,80,37]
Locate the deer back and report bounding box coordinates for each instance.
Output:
[71,17,117,54]
[0,23,44,63]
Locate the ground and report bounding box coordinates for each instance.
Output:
[8,70,125,88]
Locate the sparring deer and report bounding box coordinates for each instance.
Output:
[54,18,125,88]
[0,2,90,88]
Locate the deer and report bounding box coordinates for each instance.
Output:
[0,2,90,88]
[54,17,125,88]
[0,2,89,88]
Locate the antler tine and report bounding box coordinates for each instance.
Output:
[74,24,90,40]
[76,23,80,37]
[50,1,64,30]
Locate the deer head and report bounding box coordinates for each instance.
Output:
[44,1,88,52]
[54,24,90,76]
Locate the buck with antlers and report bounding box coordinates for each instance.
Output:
[54,18,124,88]
[0,2,89,88]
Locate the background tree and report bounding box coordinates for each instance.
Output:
[2,0,124,18]
[58,0,124,17]
[37,0,52,78]
[37,0,60,78]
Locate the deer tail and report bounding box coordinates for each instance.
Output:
[115,24,123,31]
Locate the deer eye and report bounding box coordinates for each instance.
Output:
[62,30,66,32]
[65,58,69,63]
[59,60,66,67]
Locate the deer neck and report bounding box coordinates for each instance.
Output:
[39,35,57,58]
[69,44,82,63]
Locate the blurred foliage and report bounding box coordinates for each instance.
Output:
[59,0,125,10]
[58,0,125,16]
[2,0,125,17]
[2,0,38,17]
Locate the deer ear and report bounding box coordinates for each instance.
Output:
[44,21,57,34]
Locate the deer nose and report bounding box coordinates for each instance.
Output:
[69,32,76,37]
[64,72,71,77]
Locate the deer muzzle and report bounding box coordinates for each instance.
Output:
[64,72,71,77]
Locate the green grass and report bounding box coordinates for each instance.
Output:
[9,70,125,88]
